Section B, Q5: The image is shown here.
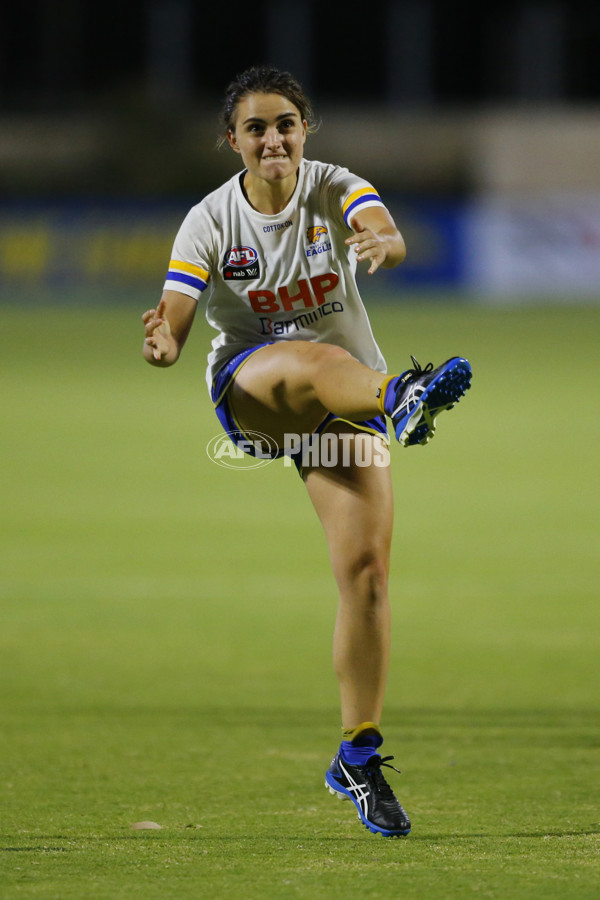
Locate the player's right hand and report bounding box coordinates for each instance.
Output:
[142,298,172,360]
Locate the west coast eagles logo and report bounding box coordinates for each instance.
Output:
[306,225,332,258]
[307,225,328,244]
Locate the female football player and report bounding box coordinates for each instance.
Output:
[142,65,471,837]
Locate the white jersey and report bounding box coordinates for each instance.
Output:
[164,158,389,389]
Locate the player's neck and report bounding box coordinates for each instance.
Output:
[242,170,298,215]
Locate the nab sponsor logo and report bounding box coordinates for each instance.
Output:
[223,246,260,280]
[306,224,332,258]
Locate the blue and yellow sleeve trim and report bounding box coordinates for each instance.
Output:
[164,259,210,294]
[342,187,385,228]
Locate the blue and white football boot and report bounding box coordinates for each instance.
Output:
[384,356,472,447]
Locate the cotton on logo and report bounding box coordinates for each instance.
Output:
[226,246,258,267]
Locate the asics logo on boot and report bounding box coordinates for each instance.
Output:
[339,759,370,816]
[391,384,425,420]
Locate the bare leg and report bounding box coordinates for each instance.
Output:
[227,351,410,836]
[303,427,393,729]
[229,346,394,729]
[230,341,387,446]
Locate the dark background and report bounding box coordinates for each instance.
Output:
[3,1,599,109]
[2,0,599,197]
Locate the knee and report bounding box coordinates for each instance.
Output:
[303,342,352,378]
[337,551,389,608]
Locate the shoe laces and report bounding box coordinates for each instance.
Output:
[400,355,433,382]
[366,755,402,800]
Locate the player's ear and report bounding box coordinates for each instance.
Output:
[227,129,241,154]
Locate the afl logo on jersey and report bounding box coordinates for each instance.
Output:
[226,246,258,267]
[306,225,328,244]
[223,246,260,280]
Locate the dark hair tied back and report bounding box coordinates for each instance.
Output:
[220,65,317,139]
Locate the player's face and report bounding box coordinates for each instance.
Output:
[227,92,307,185]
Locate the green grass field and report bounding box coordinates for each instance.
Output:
[2,299,599,898]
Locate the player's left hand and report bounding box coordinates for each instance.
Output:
[345,223,389,274]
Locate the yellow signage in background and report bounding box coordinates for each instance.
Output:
[0,223,52,282]
[0,207,181,288]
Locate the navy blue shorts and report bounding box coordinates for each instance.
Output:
[211,344,389,474]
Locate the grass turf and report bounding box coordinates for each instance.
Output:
[1,299,599,898]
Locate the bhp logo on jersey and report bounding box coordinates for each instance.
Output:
[223,246,260,280]
[249,273,339,312]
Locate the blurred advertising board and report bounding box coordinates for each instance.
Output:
[464,195,600,299]
[1,196,599,300]
[0,201,182,293]
[379,198,465,288]
[0,198,465,298]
